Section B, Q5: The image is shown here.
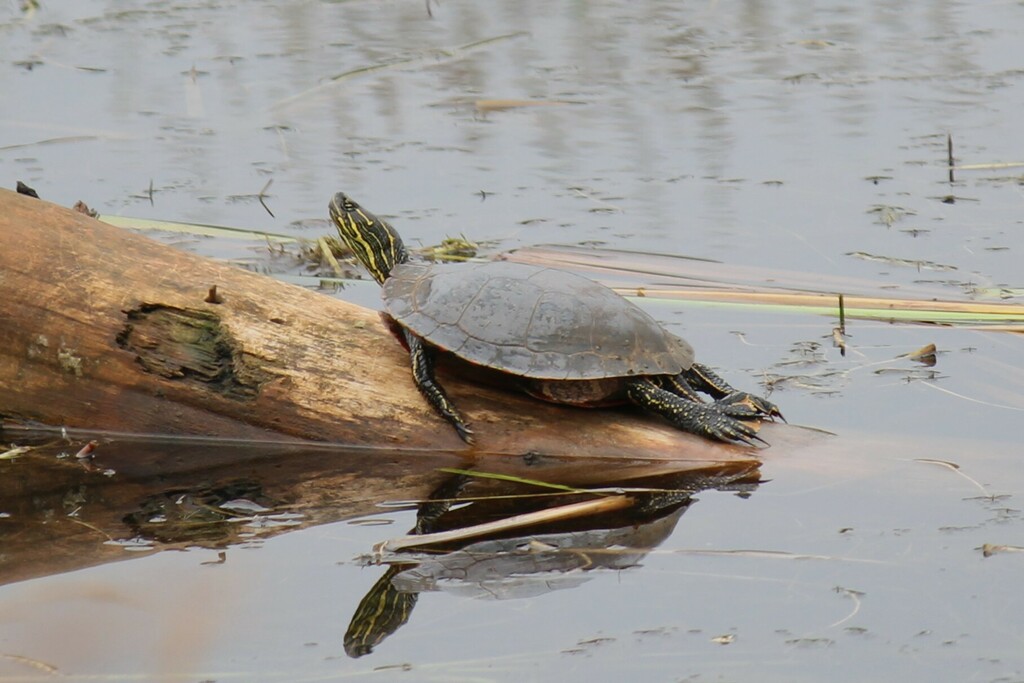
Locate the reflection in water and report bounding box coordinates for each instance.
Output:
[0,426,466,585]
[0,426,762,661]
[123,480,283,545]
[0,422,760,645]
[345,564,419,659]
[343,466,760,658]
[344,474,470,658]
[0,427,766,667]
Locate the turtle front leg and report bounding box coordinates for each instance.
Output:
[405,331,474,443]
[683,363,784,422]
[626,378,762,446]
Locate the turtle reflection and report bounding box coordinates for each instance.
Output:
[343,466,760,658]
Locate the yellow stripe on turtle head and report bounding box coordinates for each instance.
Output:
[329,192,409,284]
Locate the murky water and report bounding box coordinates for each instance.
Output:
[2,1,1023,681]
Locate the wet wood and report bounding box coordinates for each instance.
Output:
[0,189,765,461]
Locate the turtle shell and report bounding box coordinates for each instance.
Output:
[382,260,693,381]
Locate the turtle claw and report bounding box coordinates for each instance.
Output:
[717,401,760,420]
[723,423,769,448]
[627,379,773,448]
[703,402,772,448]
[730,432,757,448]
[454,422,475,445]
[719,392,784,422]
[706,412,765,448]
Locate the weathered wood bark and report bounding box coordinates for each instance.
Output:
[0,189,769,461]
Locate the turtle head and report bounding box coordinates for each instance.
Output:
[329,192,409,284]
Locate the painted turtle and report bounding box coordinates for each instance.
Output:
[329,193,781,445]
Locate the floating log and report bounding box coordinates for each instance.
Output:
[0,188,773,461]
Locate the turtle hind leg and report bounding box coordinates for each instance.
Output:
[405,331,474,443]
[659,373,703,403]
[661,371,763,420]
[684,363,784,422]
[626,378,761,446]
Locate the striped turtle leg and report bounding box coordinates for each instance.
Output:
[660,373,704,403]
[662,371,772,422]
[626,377,761,445]
[405,330,474,442]
[684,363,784,421]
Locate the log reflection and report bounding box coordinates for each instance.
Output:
[0,423,761,660]
[343,465,761,657]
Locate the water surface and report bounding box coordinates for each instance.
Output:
[2,1,1023,681]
